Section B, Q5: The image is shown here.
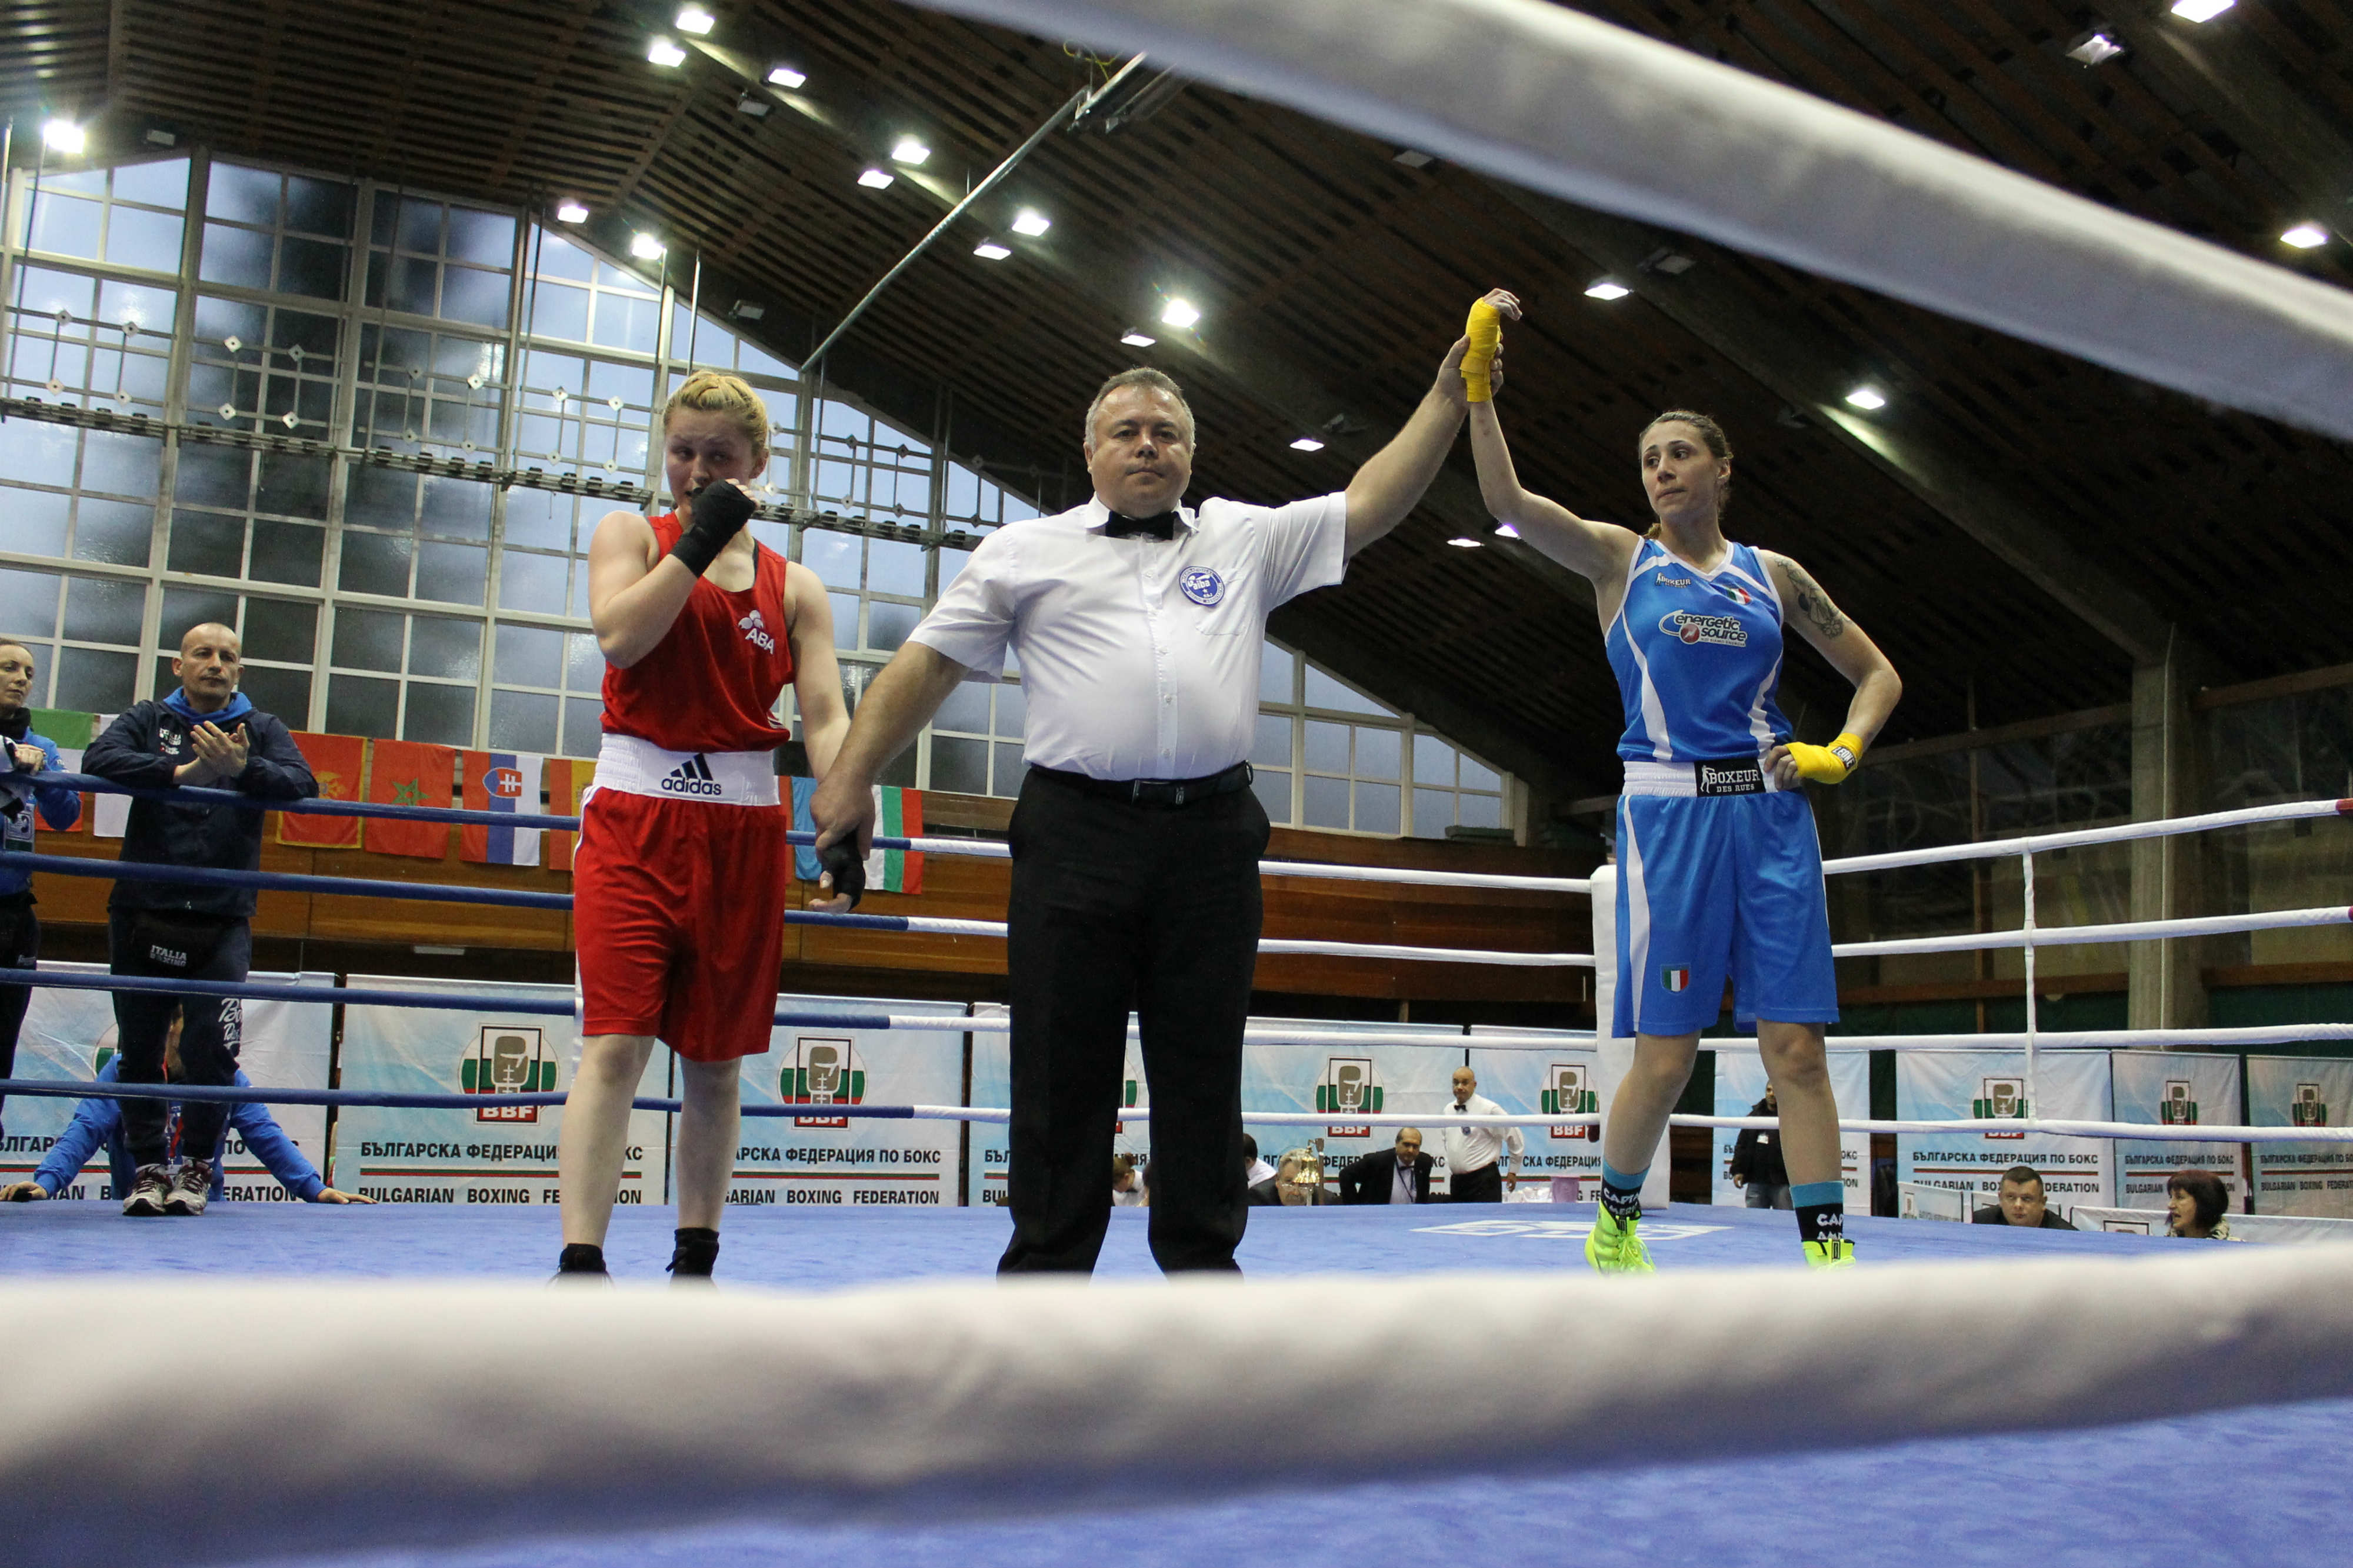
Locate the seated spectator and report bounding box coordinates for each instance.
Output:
[1729,1085,1791,1210]
[1250,1149,1332,1206]
[1111,1151,1148,1207]
[1242,1133,1275,1189]
[1,1012,368,1207]
[1338,1127,1438,1205]
[2166,1168,2235,1240]
[1972,1165,2078,1230]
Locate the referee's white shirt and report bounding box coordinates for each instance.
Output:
[907,492,1348,782]
[1441,1094,1525,1176]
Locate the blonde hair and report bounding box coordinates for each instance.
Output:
[663,370,770,463]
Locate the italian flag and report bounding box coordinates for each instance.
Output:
[1661,966,1691,993]
[789,780,924,895]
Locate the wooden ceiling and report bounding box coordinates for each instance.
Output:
[8,0,2351,802]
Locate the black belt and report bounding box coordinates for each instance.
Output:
[1030,762,1253,809]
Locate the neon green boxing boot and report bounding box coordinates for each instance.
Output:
[1804,1237,1858,1269]
[1585,1205,1655,1275]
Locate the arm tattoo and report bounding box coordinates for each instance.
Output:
[1785,562,1847,639]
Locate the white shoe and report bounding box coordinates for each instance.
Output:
[122,1164,172,1216]
[162,1159,212,1216]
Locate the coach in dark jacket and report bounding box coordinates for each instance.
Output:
[1338,1128,1441,1205]
[82,622,315,1216]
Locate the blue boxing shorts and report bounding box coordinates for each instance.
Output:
[1613,762,1839,1039]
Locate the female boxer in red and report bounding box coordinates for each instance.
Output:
[555,370,851,1282]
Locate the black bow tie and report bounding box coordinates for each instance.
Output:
[1104,509,1178,541]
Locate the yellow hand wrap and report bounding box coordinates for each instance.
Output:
[1785,731,1865,785]
[1462,299,1501,403]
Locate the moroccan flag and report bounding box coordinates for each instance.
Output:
[545,757,592,873]
[459,750,545,866]
[28,708,93,834]
[788,779,924,895]
[364,739,457,859]
[279,732,366,848]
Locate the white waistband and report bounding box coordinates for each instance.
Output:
[1621,758,1787,798]
[590,733,781,808]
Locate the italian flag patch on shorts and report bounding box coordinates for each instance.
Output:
[1662,966,1691,992]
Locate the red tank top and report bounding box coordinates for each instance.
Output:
[601,513,796,753]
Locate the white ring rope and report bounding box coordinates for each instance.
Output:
[1831,903,2351,959]
[1714,1023,2353,1053]
[908,837,1588,896]
[11,1252,2353,1567]
[895,915,1587,967]
[910,0,2353,439]
[1823,798,2350,877]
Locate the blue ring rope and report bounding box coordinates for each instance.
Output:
[0,968,926,1031]
[0,1079,918,1117]
[32,771,946,853]
[0,853,928,932]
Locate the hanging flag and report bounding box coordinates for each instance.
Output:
[88,713,129,838]
[459,750,545,866]
[279,732,366,848]
[363,739,457,859]
[545,757,592,873]
[789,779,924,896]
[27,708,93,835]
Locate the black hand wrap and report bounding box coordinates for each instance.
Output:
[669,481,756,577]
[818,837,866,911]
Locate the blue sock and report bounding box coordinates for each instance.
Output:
[1792,1180,1844,1243]
[1599,1159,1648,1222]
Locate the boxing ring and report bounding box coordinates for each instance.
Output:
[11,0,2353,1556]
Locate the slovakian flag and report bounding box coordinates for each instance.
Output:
[459,750,545,866]
[545,757,592,873]
[788,779,924,895]
[364,739,458,859]
[279,732,365,848]
[1661,966,1691,993]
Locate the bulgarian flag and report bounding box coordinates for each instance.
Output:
[279,732,365,848]
[545,757,592,873]
[459,749,545,866]
[363,739,457,859]
[788,779,924,895]
[28,708,92,833]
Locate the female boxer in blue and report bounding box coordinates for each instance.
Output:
[1460,291,1901,1270]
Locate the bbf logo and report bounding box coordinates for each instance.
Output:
[2159,1080,2199,1126]
[462,1026,552,1123]
[1973,1076,2027,1140]
[2293,1084,2329,1128]
[785,1037,863,1128]
[1542,1062,1597,1140]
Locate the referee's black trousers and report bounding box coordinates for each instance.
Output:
[999,769,1268,1275]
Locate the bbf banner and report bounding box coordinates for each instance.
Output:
[337,975,668,1206]
[1896,1049,2112,1207]
[2110,1050,2243,1209]
[966,1003,1145,1208]
[1244,1019,1470,1193]
[1711,1047,1871,1207]
[1467,1026,1597,1193]
[2248,1055,2353,1219]
[730,994,966,1209]
[0,961,333,1200]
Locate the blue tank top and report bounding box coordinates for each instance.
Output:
[1605,538,1792,764]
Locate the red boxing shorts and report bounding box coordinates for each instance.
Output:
[574,786,793,1062]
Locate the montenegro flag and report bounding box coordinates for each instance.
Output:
[278,732,365,848]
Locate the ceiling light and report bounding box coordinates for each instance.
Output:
[1493,522,1521,539]
[42,119,85,155]
[2065,31,2125,64]
[2282,222,2330,249]
[1011,208,1052,237]
[629,232,666,261]
[890,135,930,165]
[1394,149,1435,168]
[735,92,771,118]
[144,127,178,147]
[1845,385,1887,410]
[1290,436,1325,452]
[555,200,589,224]
[1447,536,1483,549]
[732,300,765,321]
[767,64,806,89]
[2169,0,2233,19]
[1160,298,1200,329]
[1584,278,1631,301]
[674,6,715,35]
[1119,328,1156,347]
[973,239,1012,261]
[858,168,895,189]
[647,36,687,67]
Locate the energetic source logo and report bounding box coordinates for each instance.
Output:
[462,1027,554,1123]
[784,1036,864,1127]
[1658,610,1747,647]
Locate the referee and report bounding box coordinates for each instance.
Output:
[1440,1065,1522,1202]
[811,336,1485,1276]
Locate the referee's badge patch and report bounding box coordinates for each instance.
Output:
[1179,566,1225,606]
[1661,966,1691,992]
